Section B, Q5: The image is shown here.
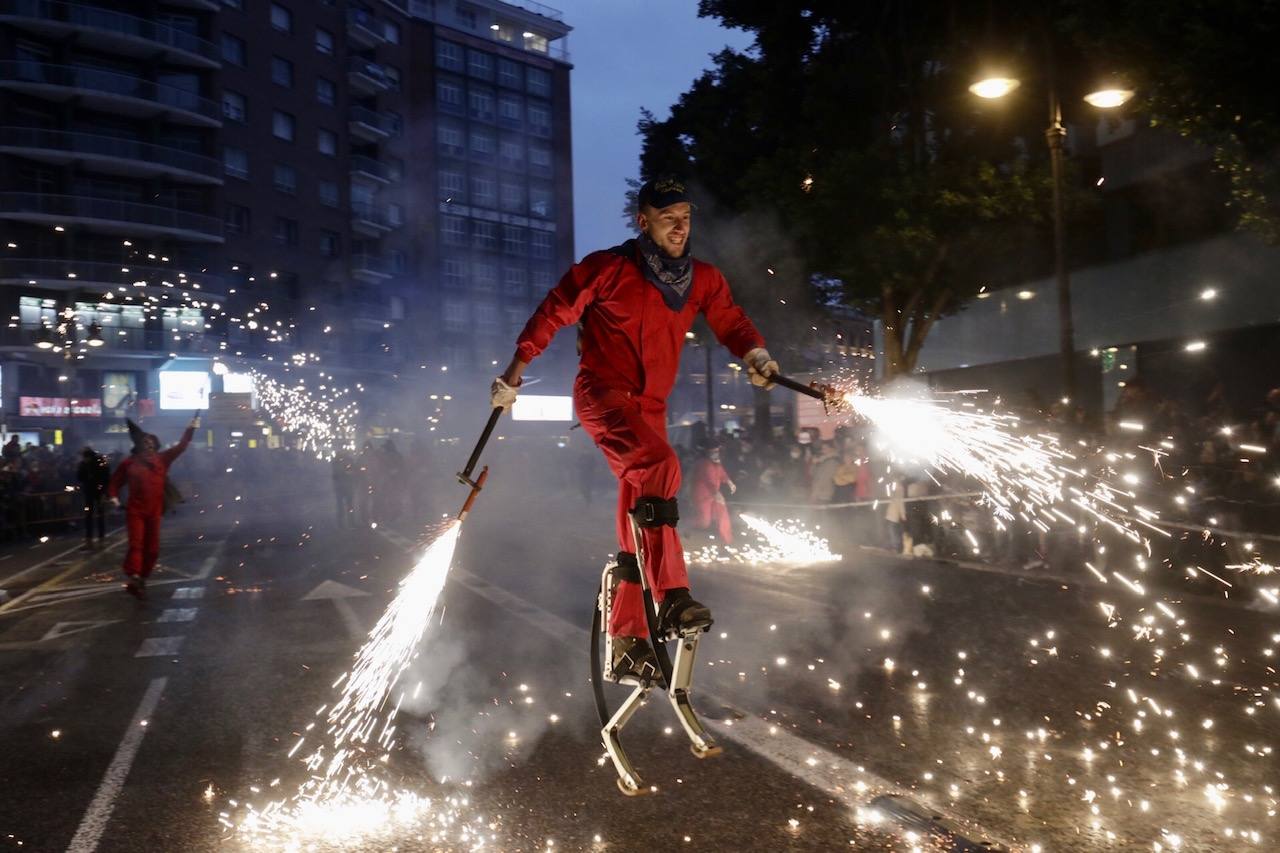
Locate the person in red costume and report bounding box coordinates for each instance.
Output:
[691,444,736,544]
[108,413,199,599]
[492,177,778,681]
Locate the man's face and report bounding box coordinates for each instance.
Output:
[143,436,159,452]
[637,202,692,258]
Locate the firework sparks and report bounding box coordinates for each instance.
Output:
[233,522,472,848]
[249,370,358,460]
[686,514,841,566]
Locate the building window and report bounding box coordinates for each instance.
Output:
[470,174,496,207]
[384,19,401,44]
[472,220,498,251]
[221,33,246,66]
[530,184,553,218]
[497,58,521,89]
[438,169,465,201]
[443,257,465,287]
[273,163,297,195]
[443,299,467,332]
[475,301,498,332]
[271,56,294,88]
[223,146,248,179]
[319,180,339,207]
[503,265,527,294]
[473,261,497,291]
[437,121,464,156]
[469,87,494,122]
[468,50,493,79]
[532,267,553,290]
[225,203,250,234]
[497,95,522,129]
[506,305,526,333]
[502,225,526,256]
[274,217,298,246]
[500,181,524,213]
[272,110,295,141]
[455,4,477,29]
[222,90,247,123]
[386,156,404,182]
[499,138,524,170]
[320,230,339,257]
[385,64,401,92]
[315,27,334,54]
[440,215,467,246]
[523,32,548,54]
[316,77,335,106]
[527,102,551,137]
[390,250,407,273]
[386,110,403,137]
[436,39,464,71]
[270,2,292,33]
[529,145,552,176]
[526,66,550,96]
[469,129,495,160]
[530,229,553,259]
[317,128,337,155]
[437,78,463,113]
[220,0,243,8]
[387,203,403,227]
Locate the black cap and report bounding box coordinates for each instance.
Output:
[637,176,694,211]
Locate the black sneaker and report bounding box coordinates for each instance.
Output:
[124,574,147,601]
[658,588,713,635]
[611,636,660,683]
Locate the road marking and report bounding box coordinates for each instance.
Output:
[134,636,184,658]
[156,608,198,623]
[40,620,121,642]
[301,579,370,600]
[172,587,205,600]
[65,677,168,853]
[0,529,123,591]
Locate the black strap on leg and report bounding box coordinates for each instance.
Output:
[631,497,679,528]
[614,551,640,583]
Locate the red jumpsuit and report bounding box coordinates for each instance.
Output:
[691,459,734,544]
[516,244,764,637]
[108,427,193,578]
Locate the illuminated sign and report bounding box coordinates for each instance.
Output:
[18,397,102,418]
[222,372,254,394]
[511,394,574,422]
[159,372,210,410]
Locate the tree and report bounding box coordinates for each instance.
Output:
[639,1,1059,379]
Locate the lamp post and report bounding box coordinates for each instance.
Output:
[970,73,1133,404]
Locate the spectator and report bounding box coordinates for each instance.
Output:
[77,446,110,549]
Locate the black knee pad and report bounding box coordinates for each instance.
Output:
[632,496,679,528]
[613,551,640,583]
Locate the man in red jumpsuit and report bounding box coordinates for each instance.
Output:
[691,444,736,544]
[108,414,199,599]
[492,177,778,680]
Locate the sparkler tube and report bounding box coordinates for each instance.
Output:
[770,372,830,401]
[458,406,503,485]
[456,465,488,520]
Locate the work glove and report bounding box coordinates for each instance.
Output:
[744,347,779,389]
[109,496,120,509]
[189,413,202,429]
[490,376,519,410]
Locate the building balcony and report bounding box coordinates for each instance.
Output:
[0,0,220,69]
[346,7,385,48]
[347,58,390,96]
[350,201,395,237]
[0,257,228,298]
[0,61,221,127]
[0,193,224,243]
[1,323,228,357]
[0,126,221,184]
[348,106,399,142]
[351,253,393,282]
[349,154,392,185]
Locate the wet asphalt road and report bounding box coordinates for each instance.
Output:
[0,467,1275,852]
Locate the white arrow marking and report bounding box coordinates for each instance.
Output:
[301,580,370,600]
[40,620,122,642]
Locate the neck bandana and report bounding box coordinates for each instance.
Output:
[634,232,693,311]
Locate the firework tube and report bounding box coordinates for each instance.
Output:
[458,406,503,485]
[457,465,489,520]
[769,373,843,413]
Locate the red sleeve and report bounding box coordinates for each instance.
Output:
[514,251,619,363]
[160,426,194,466]
[700,265,765,358]
[108,457,131,499]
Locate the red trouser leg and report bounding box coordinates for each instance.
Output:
[577,388,688,638]
[140,515,161,577]
[123,512,146,576]
[691,495,713,530]
[712,500,733,544]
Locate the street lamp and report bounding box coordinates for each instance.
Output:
[34,326,54,349]
[87,321,105,347]
[972,72,1133,403]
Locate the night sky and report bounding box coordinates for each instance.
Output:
[551,1,754,258]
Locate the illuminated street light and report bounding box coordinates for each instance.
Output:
[87,321,105,347]
[969,77,1020,99]
[1084,88,1135,108]
[35,327,54,349]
